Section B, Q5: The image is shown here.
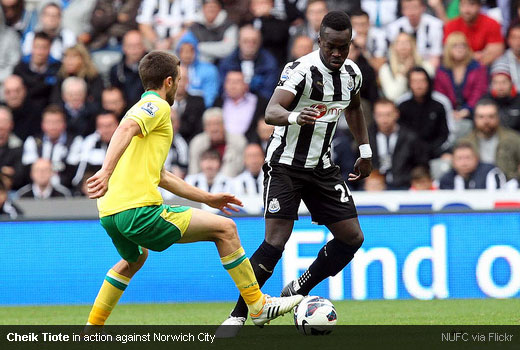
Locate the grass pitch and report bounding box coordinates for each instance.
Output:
[0,298,518,325]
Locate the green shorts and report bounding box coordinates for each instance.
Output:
[100,205,192,262]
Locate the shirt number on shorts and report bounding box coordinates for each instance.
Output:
[334,183,351,203]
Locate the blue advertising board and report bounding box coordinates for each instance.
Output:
[0,212,519,305]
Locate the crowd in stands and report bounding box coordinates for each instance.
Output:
[1,0,520,219]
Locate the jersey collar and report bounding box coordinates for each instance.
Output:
[141,91,161,99]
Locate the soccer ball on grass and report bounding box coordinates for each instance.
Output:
[293,296,337,335]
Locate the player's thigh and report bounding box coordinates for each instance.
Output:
[177,208,237,244]
[263,163,303,221]
[301,167,357,225]
[100,215,143,263]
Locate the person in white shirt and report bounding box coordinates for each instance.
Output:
[231,143,265,214]
[386,0,443,68]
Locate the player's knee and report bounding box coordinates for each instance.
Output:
[219,218,238,243]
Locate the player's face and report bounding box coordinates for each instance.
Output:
[166,66,181,106]
[318,27,352,71]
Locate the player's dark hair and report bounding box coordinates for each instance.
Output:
[34,31,52,44]
[320,11,352,36]
[139,51,180,91]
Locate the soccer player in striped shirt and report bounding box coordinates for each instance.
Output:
[219,11,373,334]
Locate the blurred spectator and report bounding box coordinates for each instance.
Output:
[361,0,398,28]
[271,0,305,23]
[174,65,205,143]
[22,2,76,61]
[386,0,443,68]
[379,32,433,102]
[22,105,82,188]
[248,0,290,67]
[232,143,264,197]
[0,6,21,95]
[485,69,520,132]
[2,75,40,140]
[0,177,20,219]
[459,99,520,181]
[349,8,387,72]
[177,32,220,108]
[0,106,23,189]
[363,170,387,191]
[434,32,488,121]
[52,0,97,44]
[289,0,328,50]
[439,141,506,190]
[51,44,104,106]
[190,0,238,64]
[327,0,360,13]
[109,30,146,107]
[137,0,200,50]
[492,23,520,91]
[16,158,71,198]
[444,0,504,66]
[219,25,278,100]
[348,39,379,106]
[184,148,232,194]
[289,34,314,61]
[396,66,450,159]
[164,107,189,179]
[74,169,94,197]
[220,0,253,25]
[13,31,60,115]
[214,70,268,142]
[253,117,274,151]
[1,0,37,38]
[368,98,429,189]
[410,165,437,190]
[189,107,246,177]
[61,76,98,136]
[71,111,118,187]
[429,0,461,23]
[101,87,127,120]
[89,0,140,50]
[332,129,357,185]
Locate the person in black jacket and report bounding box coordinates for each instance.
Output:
[13,31,60,115]
[485,69,520,132]
[439,141,506,190]
[369,98,429,189]
[396,66,450,159]
[109,30,146,107]
[175,65,206,143]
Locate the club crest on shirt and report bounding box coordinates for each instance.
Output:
[141,102,159,117]
[268,198,280,213]
[346,75,355,91]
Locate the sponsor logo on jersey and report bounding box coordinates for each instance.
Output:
[310,104,327,118]
[141,102,159,117]
[268,198,281,213]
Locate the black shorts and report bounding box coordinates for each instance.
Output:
[263,163,358,225]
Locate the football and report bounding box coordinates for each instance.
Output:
[293,296,337,335]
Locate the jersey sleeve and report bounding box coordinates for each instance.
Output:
[126,100,169,137]
[276,61,306,95]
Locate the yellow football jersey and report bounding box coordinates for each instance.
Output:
[97,91,173,217]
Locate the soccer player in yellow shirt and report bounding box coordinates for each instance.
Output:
[85,51,302,329]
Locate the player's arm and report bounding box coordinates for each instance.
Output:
[158,169,242,215]
[345,91,372,181]
[87,119,142,199]
[265,88,319,126]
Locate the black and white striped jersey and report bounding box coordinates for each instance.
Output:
[265,50,363,170]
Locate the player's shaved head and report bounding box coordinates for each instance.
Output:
[319,11,352,38]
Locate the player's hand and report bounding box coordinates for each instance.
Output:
[297,107,320,125]
[206,193,243,215]
[86,169,111,199]
[348,157,372,182]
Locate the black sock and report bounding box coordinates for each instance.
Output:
[294,239,361,296]
[230,241,283,318]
